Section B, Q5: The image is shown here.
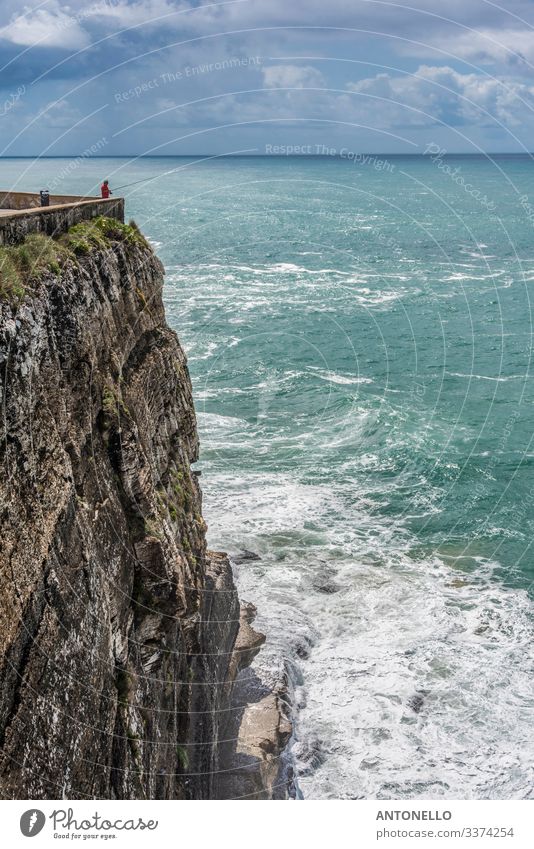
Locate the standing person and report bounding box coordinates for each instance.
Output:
[100,179,112,198]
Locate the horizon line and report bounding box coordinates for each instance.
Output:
[1,152,534,159]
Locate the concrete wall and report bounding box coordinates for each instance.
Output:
[0,191,96,210]
[0,197,125,246]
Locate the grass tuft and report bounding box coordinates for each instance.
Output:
[0,234,69,301]
[0,216,149,303]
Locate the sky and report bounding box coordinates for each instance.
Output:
[2,0,534,155]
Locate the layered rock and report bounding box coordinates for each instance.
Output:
[218,602,293,799]
[0,226,290,799]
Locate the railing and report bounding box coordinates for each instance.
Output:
[0,194,125,246]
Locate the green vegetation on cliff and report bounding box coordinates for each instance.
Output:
[0,216,147,302]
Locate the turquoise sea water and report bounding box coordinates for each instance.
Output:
[3,155,534,799]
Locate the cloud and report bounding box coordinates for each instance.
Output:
[108,60,534,149]
[3,0,534,89]
[1,4,90,49]
[81,0,198,29]
[3,1,534,152]
[38,99,84,127]
[262,64,325,89]
[345,65,534,129]
[419,29,534,71]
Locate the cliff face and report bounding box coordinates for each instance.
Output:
[0,227,288,799]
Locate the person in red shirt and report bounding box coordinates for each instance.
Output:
[100,179,112,198]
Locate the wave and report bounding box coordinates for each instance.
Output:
[202,469,534,800]
[446,372,525,382]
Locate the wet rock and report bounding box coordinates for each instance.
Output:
[313,580,340,594]
[216,604,293,800]
[292,737,326,776]
[407,690,428,714]
[310,561,340,595]
[231,550,262,564]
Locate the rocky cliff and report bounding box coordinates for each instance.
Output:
[0,220,290,799]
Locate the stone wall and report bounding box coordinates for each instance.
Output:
[0,197,125,246]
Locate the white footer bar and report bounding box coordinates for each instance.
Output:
[2,799,532,848]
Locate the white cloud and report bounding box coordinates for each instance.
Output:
[403,28,534,71]
[83,0,193,28]
[38,99,83,127]
[345,65,534,129]
[1,4,90,49]
[126,63,534,140]
[262,64,326,89]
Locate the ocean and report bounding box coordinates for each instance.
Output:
[3,154,534,799]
